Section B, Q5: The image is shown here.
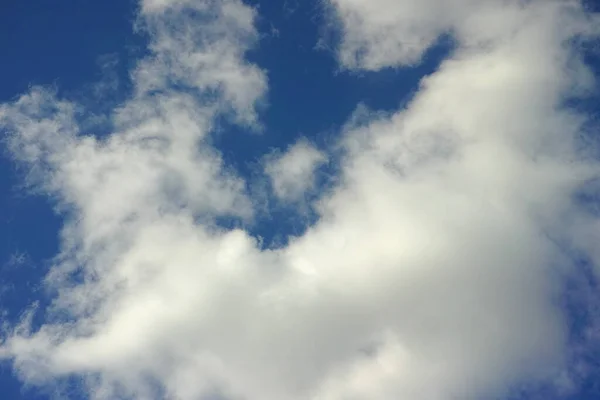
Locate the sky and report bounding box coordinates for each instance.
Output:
[0,0,600,399]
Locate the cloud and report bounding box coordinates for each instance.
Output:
[133,0,267,126]
[327,0,599,71]
[0,0,599,399]
[264,139,327,203]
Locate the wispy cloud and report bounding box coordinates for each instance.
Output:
[264,138,327,203]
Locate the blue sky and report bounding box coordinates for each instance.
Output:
[1,0,600,399]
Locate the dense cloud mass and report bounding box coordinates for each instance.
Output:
[1,0,600,399]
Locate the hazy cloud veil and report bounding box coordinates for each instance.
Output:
[1,0,600,399]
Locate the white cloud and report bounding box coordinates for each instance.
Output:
[134,0,267,126]
[0,0,599,400]
[264,139,327,202]
[327,0,599,71]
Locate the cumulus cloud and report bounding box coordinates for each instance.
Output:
[328,0,599,71]
[0,0,599,399]
[264,139,327,202]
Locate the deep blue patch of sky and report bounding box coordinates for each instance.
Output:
[213,0,452,246]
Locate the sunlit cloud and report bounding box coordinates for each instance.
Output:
[1,0,600,399]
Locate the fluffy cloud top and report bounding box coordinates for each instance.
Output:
[329,0,598,71]
[264,139,327,202]
[0,0,599,399]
